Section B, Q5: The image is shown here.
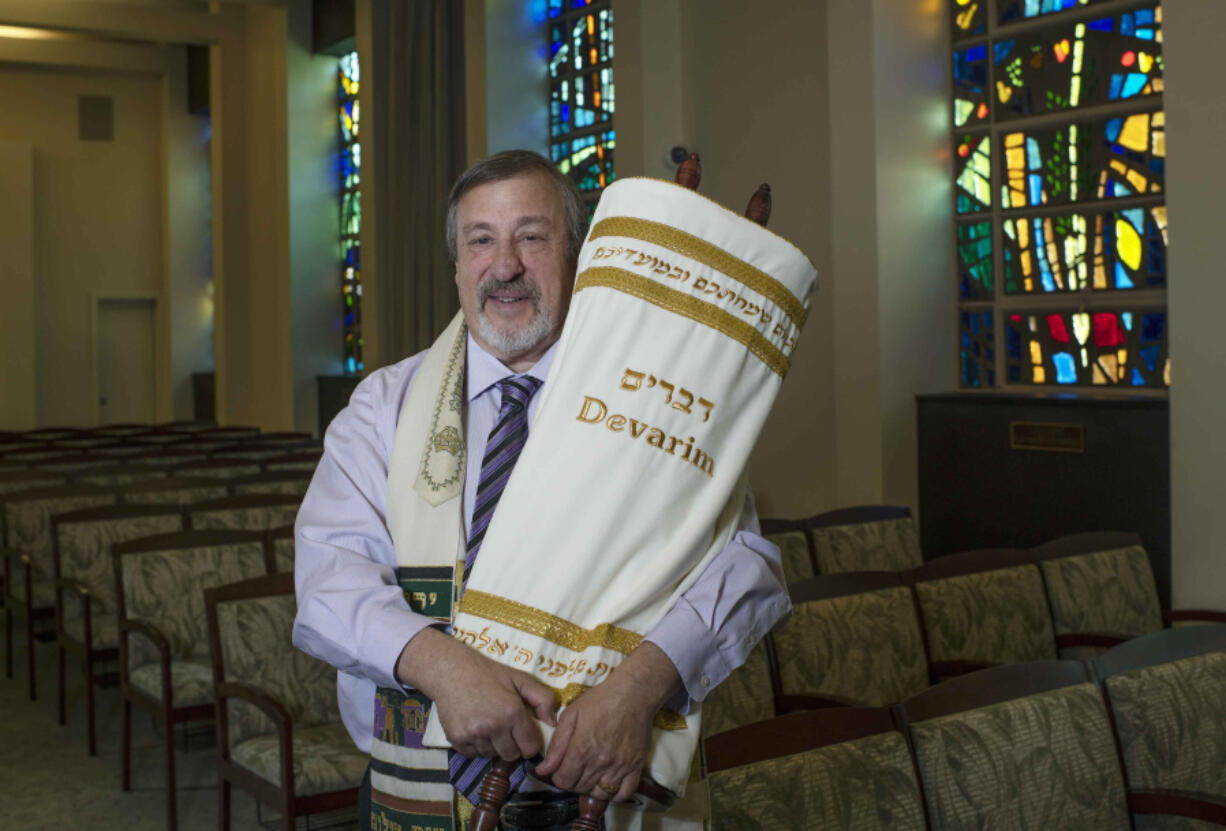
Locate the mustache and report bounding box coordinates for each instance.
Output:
[477,277,541,306]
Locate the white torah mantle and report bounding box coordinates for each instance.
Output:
[422,177,817,797]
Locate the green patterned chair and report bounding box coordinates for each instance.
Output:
[760,517,816,584]
[263,450,323,473]
[773,572,929,712]
[117,447,212,467]
[93,423,154,438]
[51,503,185,755]
[170,458,262,480]
[231,471,312,498]
[114,529,272,831]
[205,572,364,830]
[706,707,926,830]
[268,525,295,573]
[911,547,1057,681]
[900,660,1131,830]
[702,639,778,738]
[0,470,66,496]
[119,476,229,507]
[808,506,923,574]
[1092,624,1226,829]
[73,464,168,487]
[31,454,118,476]
[2,485,117,699]
[186,494,301,532]
[1034,532,1226,658]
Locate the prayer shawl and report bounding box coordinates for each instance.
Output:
[371,177,817,830]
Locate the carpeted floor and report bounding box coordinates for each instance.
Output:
[0,621,358,831]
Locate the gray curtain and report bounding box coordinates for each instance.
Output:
[377,0,467,360]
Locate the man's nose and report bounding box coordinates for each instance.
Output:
[490,240,526,281]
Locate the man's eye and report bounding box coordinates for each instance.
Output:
[471,236,492,245]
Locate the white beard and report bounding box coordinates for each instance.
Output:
[475,278,554,356]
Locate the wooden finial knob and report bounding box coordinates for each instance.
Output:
[745,183,771,226]
[570,795,607,830]
[469,758,516,831]
[675,153,701,190]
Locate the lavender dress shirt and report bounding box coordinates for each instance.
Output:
[292,334,790,750]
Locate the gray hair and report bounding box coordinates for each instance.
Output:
[446,150,588,263]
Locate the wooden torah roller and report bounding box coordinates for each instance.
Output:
[674,152,772,227]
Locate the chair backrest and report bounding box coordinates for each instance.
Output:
[1092,624,1226,807]
[115,447,212,467]
[231,471,311,498]
[94,423,154,437]
[808,506,922,575]
[1032,531,1163,656]
[775,572,929,708]
[72,464,169,487]
[760,517,815,584]
[153,420,214,433]
[268,525,294,572]
[114,529,270,668]
[705,708,926,830]
[239,431,315,448]
[3,485,118,576]
[170,458,262,480]
[899,661,1130,830]
[911,548,1057,669]
[23,428,86,441]
[52,503,185,609]
[4,448,79,464]
[263,450,322,473]
[90,444,152,458]
[0,471,67,496]
[211,445,293,462]
[118,476,229,506]
[33,454,118,474]
[193,426,261,441]
[701,639,777,739]
[186,494,301,532]
[205,572,340,748]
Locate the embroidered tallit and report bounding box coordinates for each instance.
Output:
[371,177,816,830]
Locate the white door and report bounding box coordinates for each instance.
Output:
[96,298,156,424]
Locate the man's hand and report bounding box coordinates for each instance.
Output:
[395,627,557,760]
[534,642,681,802]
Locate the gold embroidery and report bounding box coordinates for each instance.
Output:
[620,367,716,422]
[431,426,462,455]
[590,216,807,329]
[417,323,467,493]
[459,589,643,655]
[575,395,715,478]
[552,682,687,731]
[575,267,790,378]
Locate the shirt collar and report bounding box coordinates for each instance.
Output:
[465,332,559,403]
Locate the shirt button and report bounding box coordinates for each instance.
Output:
[701,675,711,688]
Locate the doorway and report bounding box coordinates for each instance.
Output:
[95,297,157,424]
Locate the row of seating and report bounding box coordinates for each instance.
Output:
[704,623,1226,829]
[762,505,923,580]
[704,529,1226,736]
[0,422,357,831]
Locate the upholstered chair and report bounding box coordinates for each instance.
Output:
[705,707,926,830]
[899,661,1130,830]
[3,485,117,699]
[31,454,117,476]
[910,547,1057,680]
[760,517,816,584]
[52,503,185,754]
[185,494,301,533]
[807,506,923,575]
[1092,624,1226,828]
[170,458,262,480]
[114,447,212,467]
[118,476,228,507]
[0,470,67,496]
[205,573,365,830]
[773,572,929,712]
[268,525,295,573]
[262,451,323,473]
[230,471,312,498]
[72,464,168,488]
[701,639,778,738]
[113,529,271,831]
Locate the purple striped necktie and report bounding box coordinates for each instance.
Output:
[449,374,542,805]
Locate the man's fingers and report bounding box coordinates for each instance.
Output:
[610,768,639,803]
[510,714,542,759]
[489,729,521,763]
[534,710,575,776]
[513,671,558,726]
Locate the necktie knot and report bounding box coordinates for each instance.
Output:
[497,376,542,412]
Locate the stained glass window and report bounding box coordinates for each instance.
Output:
[338,51,363,375]
[951,0,1166,390]
[545,0,614,203]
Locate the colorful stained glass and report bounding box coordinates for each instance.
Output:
[1000,110,1164,209]
[1002,206,1167,294]
[549,2,614,201]
[339,51,363,375]
[953,44,990,127]
[955,133,992,214]
[952,0,986,39]
[961,310,995,387]
[998,0,1107,25]
[958,221,993,300]
[1005,309,1167,386]
[992,8,1162,120]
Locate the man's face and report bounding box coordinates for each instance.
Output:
[454,172,575,371]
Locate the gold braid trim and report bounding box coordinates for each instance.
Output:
[553,682,687,731]
[590,216,807,329]
[459,590,643,655]
[575,267,790,378]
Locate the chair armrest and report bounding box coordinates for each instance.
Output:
[55,576,90,596]
[215,680,292,727]
[928,660,996,683]
[1055,632,1129,650]
[775,693,861,713]
[1130,789,1226,824]
[119,618,172,663]
[1164,609,1226,626]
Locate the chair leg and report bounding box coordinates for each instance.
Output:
[165,710,178,831]
[85,653,97,756]
[121,697,132,791]
[26,608,37,701]
[3,605,11,678]
[57,645,66,726]
[218,778,231,831]
[282,793,295,831]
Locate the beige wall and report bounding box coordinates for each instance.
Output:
[1165,0,1226,608]
[0,141,37,429]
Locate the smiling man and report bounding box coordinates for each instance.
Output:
[292,151,789,831]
